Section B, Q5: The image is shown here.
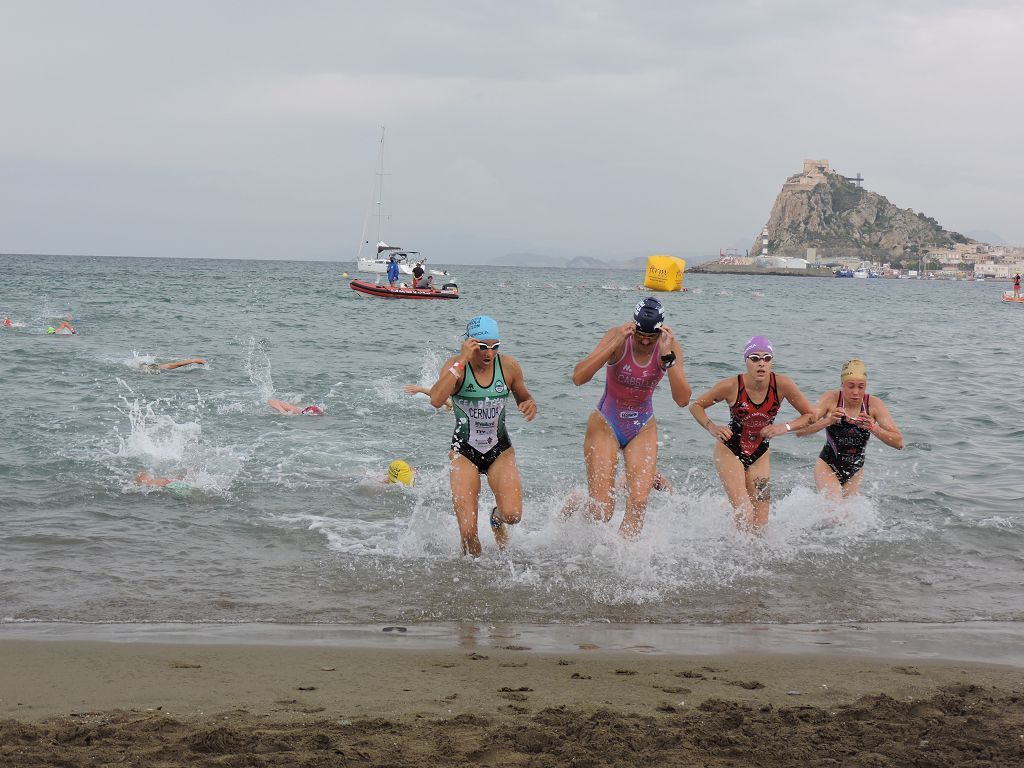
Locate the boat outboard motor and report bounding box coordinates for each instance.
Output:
[441,282,458,292]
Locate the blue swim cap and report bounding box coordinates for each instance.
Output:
[633,297,665,333]
[465,315,500,340]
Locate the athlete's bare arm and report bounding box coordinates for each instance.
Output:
[865,398,903,449]
[571,323,632,386]
[759,374,817,439]
[689,377,739,442]
[428,338,477,409]
[794,391,840,437]
[405,383,452,409]
[503,355,537,422]
[157,358,206,370]
[658,326,692,406]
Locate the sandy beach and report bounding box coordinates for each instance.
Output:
[3,631,1024,767]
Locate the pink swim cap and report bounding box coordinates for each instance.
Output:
[743,336,773,358]
[301,405,324,416]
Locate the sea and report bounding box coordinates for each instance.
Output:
[1,254,1021,633]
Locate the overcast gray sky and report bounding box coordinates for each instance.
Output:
[2,1,1021,264]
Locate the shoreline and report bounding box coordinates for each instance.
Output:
[3,619,1024,666]
[2,628,1023,766]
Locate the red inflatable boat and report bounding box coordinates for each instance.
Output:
[349,279,459,300]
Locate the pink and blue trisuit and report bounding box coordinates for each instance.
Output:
[596,337,666,447]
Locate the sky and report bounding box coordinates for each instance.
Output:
[2,1,1022,264]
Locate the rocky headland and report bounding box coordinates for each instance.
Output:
[752,159,972,268]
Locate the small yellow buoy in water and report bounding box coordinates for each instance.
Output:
[342,272,349,278]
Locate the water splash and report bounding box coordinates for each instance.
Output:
[243,336,274,401]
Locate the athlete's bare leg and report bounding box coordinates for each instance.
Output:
[449,454,483,556]
[619,419,658,539]
[815,458,844,501]
[744,451,771,531]
[713,440,756,531]
[485,448,523,550]
[580,410,620,523]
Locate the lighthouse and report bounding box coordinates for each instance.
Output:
[761,226,769,257]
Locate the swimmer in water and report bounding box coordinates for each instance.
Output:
[428,314,537,557]
[795,359,903,499]
[134,471,191,491]
[403,383,452,410]
[267,399,324,416]
[688,336,816,532]
[564,297,691,539]
[386,459,415,486]
[139,358,206,373]
[46,321,76,334]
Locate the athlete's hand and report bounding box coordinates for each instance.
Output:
[853,415,875,432]
[659,326,682,355]
[826,405,844,425]
[760,423,794,439]
[518,398,537,422]
[459,337,480,360]
[709,424,732,442]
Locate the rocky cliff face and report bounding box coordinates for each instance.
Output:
[752,164,971,260]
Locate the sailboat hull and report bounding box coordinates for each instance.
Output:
[357,258,414,275]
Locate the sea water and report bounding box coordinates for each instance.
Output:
[1,254,1021,627]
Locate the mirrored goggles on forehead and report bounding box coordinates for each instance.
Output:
[477,341,500,350]
[746,354,773,363]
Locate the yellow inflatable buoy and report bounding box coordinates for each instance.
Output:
[643,255,686,292]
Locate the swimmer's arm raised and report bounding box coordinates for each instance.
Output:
[429,339,475,408]
[571,323,631,386]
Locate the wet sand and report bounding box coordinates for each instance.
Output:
[2,635,1024,766]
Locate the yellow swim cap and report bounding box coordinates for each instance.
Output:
[841,359,868,383]
[387,460,414,486]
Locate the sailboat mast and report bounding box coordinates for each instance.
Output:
[356,126,387,261]
[375,126,386,245]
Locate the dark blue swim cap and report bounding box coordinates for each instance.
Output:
[633,297,665,333]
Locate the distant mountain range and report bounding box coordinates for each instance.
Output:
[489,252,703,269]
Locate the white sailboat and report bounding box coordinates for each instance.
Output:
[355,128,433,276]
